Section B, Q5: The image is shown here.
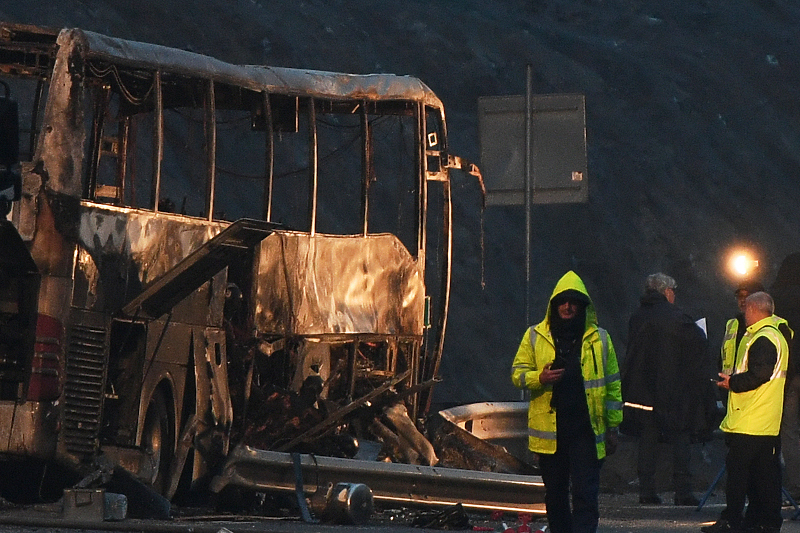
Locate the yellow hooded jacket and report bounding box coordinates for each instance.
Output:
[511,271,623,459]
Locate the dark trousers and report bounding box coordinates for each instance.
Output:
[637,418,692,499]
[538,426,602,533]
[720,432,783,530]
[781,374,800,495]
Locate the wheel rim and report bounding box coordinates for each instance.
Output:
[141,391,170,492]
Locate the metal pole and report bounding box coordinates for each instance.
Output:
[308,98,318,236]
[523,65,533,402]
[525,65,532,327]
[152,71,163,212]
[205,80,216,221]
[360,103,370,236]
[263,91,274,222]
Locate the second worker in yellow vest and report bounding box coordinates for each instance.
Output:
[703,291,790,533]
[720,280,765,376]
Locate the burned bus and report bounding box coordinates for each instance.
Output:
[0,22,485,503]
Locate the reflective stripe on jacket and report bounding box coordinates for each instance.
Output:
[720,315,789,436]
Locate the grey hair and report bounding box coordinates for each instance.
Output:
[745,291,774,315]
[645,273,677,295]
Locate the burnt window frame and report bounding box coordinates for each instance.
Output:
[80,60,433,260]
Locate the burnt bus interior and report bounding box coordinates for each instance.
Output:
[0,23,454,500]
[80,59,450,460]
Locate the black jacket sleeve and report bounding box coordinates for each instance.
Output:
[729,336,777,393]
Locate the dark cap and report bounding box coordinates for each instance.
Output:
[735,280,764,295]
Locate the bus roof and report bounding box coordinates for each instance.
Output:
[61,27,445,109]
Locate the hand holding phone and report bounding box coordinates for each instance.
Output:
[540,362,565,384]
[716,373,731,390]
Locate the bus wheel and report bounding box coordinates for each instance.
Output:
[141,389,173,495]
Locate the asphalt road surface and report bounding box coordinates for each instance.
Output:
[596,492,800,533]
[461,493,800,533]
[0,492,797,533]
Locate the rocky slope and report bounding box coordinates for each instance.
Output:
[3,0,800,405]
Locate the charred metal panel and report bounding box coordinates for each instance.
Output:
[253,232,425,336]
[38,29,87,198]
[71,247,99,310]
[190,328,233,480]
[13,162,41,241]
[77,207,224,285]
[75,205,225,313]
[101,320,147,448]
[0,402,58,457]
[206,270,227,332]
[203,327,233,452]
[120,219,276,320]
[23,28,87,296]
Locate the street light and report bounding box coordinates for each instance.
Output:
[727,249,760,280]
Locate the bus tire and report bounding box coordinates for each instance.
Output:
[141,388,174,496]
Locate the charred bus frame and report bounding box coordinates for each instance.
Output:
[0,22,479,500]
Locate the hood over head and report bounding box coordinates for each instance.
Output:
[543,271,597,334]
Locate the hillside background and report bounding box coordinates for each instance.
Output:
[4,0,800,406]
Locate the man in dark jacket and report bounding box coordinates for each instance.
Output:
[771,253,800,499]
[622,273,716,506]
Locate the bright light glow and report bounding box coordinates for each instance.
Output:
[727,250,759,279]
[733,255,750,275]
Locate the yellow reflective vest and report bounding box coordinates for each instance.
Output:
[722,315,790,375]
[720,317,740,375]
[720,315,789,436]
[510,271,623,459]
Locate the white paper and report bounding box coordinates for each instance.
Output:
[696,317,707,338]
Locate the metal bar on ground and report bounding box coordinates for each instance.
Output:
[210,444,546,514]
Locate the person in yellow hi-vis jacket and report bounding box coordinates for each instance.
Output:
[511,271,623,533]
[721,280,764,376]
[703,291,791,533]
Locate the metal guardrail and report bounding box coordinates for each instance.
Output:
[210,444,546,514]
[438,401,529,441]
